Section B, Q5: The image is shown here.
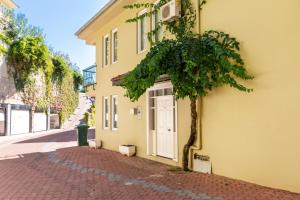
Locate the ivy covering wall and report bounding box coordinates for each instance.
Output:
[0,9,83,126]
[51,53,83,125]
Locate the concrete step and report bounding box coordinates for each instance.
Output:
[62,93,93,129]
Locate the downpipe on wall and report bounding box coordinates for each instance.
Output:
[188,0,203,170]
[188,97,202,170]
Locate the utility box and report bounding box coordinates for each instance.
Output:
[193,153,212,174]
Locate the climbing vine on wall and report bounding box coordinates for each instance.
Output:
[122,0,253,171]
[7,36,53,96]
[51,54,82,125]
[0,10,83,127]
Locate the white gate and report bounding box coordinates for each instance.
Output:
[11,110,30,135]
[33,112,47,132]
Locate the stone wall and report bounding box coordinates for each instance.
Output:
[0,55,23,104]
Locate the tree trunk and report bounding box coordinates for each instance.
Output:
[182,98,197,171]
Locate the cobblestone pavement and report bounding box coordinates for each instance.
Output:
[0,129,299,200]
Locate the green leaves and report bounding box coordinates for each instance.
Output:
[121,31,253,102]
[1,8,81,123]
[7,36,53,91]
[124,0,170,22]
[122,0,253,101]
[73,70,84,92]
[123,0,252,171]
[52,55,69,85]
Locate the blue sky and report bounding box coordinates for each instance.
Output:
[14,0,109,70]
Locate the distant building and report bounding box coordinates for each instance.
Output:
[0,0,16,10]
[83,64,96,99]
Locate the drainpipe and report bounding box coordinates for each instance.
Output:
[188,0,203,170]
[188,97,202,169]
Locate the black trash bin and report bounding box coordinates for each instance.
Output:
[77,124,89,146]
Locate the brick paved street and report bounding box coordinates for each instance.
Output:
[0,129,299,200]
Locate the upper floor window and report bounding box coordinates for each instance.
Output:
[137,9,147,53]
[152,1,162,42]
[103,34,109,67]
[112,28,118,63]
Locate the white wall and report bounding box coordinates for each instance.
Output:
[10,110,30,135]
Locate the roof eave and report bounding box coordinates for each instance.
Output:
[75,0,118,37]
[2,0,18,9]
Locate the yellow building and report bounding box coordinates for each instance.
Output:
[0,0,16,9]
[76,0,300,193]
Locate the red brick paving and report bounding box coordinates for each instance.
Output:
[0,129,299,200]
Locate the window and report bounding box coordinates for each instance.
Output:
[137,9,147,53]
[112,28,118,63]
[149,91,156,131]
[103,35,109,67]
[103,96,109,129]
[111,95,118,130]
[152,1,162,42]
[148,87,175,132]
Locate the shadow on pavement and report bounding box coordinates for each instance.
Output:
[15,128,95,144]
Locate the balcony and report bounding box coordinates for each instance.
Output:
[83,64,96,87]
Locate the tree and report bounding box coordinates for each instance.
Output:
[1,10,82,131]
[72,70,83,92]
[0,10,44,42]
[7,36,53,91]
[122,0,253,171]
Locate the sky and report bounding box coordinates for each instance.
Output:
[13,0,109,71]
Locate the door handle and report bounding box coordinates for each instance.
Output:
[168,129,171,132]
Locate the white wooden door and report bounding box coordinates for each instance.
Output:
[11,110,30,135]
[157,96,174,158]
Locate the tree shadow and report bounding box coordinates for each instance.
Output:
[15,128,95,144]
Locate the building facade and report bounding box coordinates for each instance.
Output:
[77,0,300,193]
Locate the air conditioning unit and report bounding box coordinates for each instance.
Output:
[161,0,181,22]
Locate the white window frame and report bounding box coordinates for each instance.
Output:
[111,28,118,64]
[111,95,118,131]
[103,34,109,67]
[137,9,147,54]
[103,96,109,129]
[151,0,162,43]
